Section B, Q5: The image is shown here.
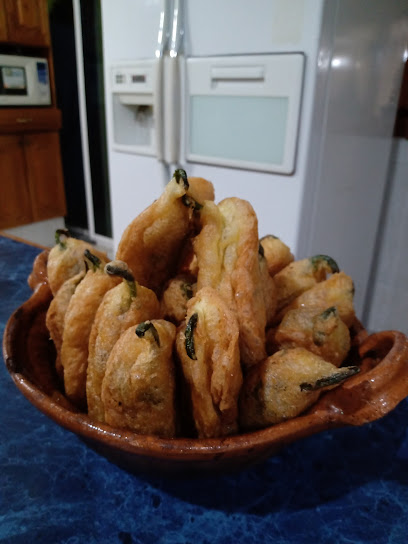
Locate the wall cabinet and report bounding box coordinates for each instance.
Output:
[0,0,50,46]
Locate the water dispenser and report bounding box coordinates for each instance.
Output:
[110,60,162,157]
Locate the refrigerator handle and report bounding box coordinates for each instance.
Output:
[154,58,164,161]
[155,0,174,162]
[161,0,184,165]
[163,54,180,164]
[156,0,174,58]
[169,0,184,58]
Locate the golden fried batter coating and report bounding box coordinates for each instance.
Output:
[86,261,161,422]
[279,271,356,327]
[47,229,108,296]
[274,307,351,367]
[239,347,359,431]
[259,249,278,326]
[274,255,340,314]
[194,198,276,367]
[116,170,210,294]
[60,255,121,407]
[260,235,294,276]
[176,287,243,438]
[45,270,85,378]
[193,200,227,294]
[160,274,196,325]
[101,320,177,437]
[187,176,215,203]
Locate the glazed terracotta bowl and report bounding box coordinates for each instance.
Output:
[3,251,408,475]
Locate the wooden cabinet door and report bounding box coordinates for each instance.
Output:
[4,0,50,46]
[24,132,66,222]
[0,134,33,229]
[0,0,8,41]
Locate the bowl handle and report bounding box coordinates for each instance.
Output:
[28,250,50,291]
[313,330,408,426]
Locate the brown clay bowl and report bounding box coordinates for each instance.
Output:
[3,250,408,475]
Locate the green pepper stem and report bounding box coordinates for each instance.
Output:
[174,169,189,189]
[135,321,160,347]
[105,261,137,297]
[300,366,360,392]
[84,249,102,271]
[311,255,340,274]
[185,313,198,360]
[55,228,70,249]
[319,306,337,320]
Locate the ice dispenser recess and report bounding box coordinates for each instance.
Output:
[186,54,305,174]
[110,60,162,157]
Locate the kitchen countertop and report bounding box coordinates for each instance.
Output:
[1,234,408,544]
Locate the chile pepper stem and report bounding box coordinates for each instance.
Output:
[105,261,137,297]
[55,228,70,249]
[300,366,360,392]
[136,321,160,347]
[185,313,198,360]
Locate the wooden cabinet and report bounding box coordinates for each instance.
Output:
[0,0,50,46]
[0,134,33,228]
[0,109,66,230]
[24,132,66,222]
[0,1,8,42]
[0,1,67,230]
[0,0,66,229]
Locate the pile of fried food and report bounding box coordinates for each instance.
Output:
[45,170,360,439]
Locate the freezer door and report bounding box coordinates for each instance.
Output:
[101,0,171,60]
[185,54,304,174]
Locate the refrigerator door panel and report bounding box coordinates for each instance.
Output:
[101,0,169,60]
[184,162,304,250]
[185,0,323,56]
[109,153,169,250]
[185,54,304,174]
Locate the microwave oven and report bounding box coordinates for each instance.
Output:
[0,54,51,106]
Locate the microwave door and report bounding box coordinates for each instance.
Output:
[1,65,27,97]
[0,54,51,106]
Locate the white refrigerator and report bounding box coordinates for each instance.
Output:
[100,0,408,322]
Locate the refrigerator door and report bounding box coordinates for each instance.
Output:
[185,54,305,174]
[101,0,170,60]
[101,0,174,251]
[184,0,319,56]
[178,1,324,250]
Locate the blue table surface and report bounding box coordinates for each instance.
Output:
[1,235,408,544]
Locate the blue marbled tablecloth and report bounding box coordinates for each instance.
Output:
[1,234,408,544]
